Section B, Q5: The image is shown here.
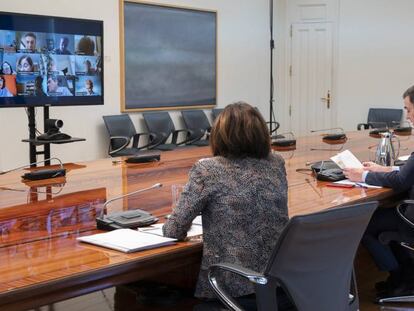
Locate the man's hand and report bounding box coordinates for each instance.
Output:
[362,161,392,172]
[343,168,364,182]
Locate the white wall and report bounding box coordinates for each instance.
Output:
[336,0,414,130]
[0,0,270,170]
[274,0,414,133]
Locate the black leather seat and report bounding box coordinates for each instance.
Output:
[357,108,403,130]
[142,112,195,151]
[102,114,154,157]
[376,200,414,303]
[212,108,223,121]
[205,202,378,311]
[181,110,211,147]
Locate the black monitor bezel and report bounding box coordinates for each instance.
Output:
[0,11,104,108]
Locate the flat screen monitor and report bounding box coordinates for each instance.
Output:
[0,12,103,107]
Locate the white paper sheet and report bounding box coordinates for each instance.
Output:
[330,150,363,169]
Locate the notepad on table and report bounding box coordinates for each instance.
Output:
[77,229,177,253]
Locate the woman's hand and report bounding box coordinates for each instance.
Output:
[343,168,364,182]
[362,161,392,172]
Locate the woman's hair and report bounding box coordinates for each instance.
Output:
[210,102,270,159]
[18,56,34,71]
[77,36,95,55]
[85,79,93,88]
[0,76,5,89]
[1,61,13,74]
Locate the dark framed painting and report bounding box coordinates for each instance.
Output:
[120,1,217,112]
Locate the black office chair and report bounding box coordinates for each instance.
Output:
[212,108,223,121]
[142,112,195,151]
[357,108,403,130]
[102,114,155,157]
[376,200,414,303]
[181,110,211,147]
[206,202,378,311]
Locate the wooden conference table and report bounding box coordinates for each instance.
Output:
[0,130,412,311]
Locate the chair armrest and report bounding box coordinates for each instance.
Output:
[172,129,200,145]
[109,136,130,156]
[147,132,168,149]
[397,200,414,228]
[208,263,268,311]
[132,132,157,150]
[357,123,369,130]
[187,128,207,144]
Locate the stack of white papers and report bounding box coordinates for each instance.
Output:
[77,229,177,253]
[330,150,363,169]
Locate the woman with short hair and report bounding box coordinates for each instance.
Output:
[163,102,288,301]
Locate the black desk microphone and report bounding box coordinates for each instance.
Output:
[0,158,66,181]
[272,132,296,150]
[311,127,347,143]
[310,127,347,151]
[96,183,162,231]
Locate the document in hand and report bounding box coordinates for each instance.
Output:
[77,229,177,253]
[330,150,363,169]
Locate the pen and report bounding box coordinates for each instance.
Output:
[355,182,368,189]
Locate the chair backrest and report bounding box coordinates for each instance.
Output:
[367,108,403,128]
[102,114,136,151]
[143,112,175,144]
[264,202,378,311]
[212,108,223,121]
[181,110,211,139]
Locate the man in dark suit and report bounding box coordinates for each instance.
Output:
[344,85,414,298]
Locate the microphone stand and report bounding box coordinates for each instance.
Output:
[0,157,64,175]
[97,183,162,231]
[269,0,276,135]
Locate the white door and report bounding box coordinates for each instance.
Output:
[289,22,334,135]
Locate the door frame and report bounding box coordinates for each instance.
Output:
[284,0,340,133]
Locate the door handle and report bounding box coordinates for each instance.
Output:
[320,90,331,109]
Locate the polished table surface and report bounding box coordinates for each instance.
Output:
[0,130,412,311]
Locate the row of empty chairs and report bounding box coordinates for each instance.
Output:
[103,109,224,157]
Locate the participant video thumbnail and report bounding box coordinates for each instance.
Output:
[1,52,17,75]
[0,74,16,97]
[74,35,101,56]
[16,32,47,53]
[47,55,75,75]
[45,34,75,55]
[75,76,101,96]
[46,74,74,97]
[15,53,41,75]
[75,55,100,75]
[0,30,17,53]
[16,75,37,96]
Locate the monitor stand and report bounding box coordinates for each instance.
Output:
[27,106,51,167]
